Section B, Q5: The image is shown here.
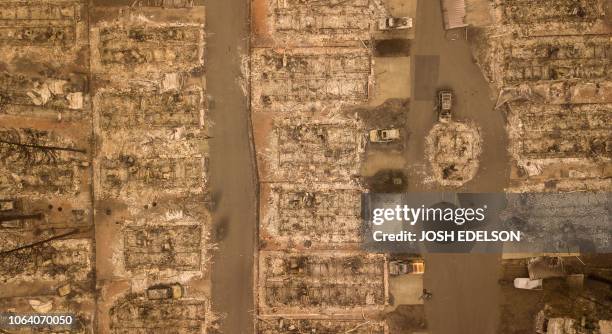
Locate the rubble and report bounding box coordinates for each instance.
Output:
[264,115,365,182]
[251,47,373,113]
[95,87,205,129]
[0,128,88,195]
[0,72,87,120]
[131,0,195,7]
[90,6,212,333]
[474,0,611,192]
[91,22,205,77]
[0,0,88,65]
[258,251,388,315]
[264,0,379,44]
[109,293,210,334]
[261,183,363,249]
[425,121,482,187]
[257,317,388,334]
[29,299,53,313]
[497,0,604,25]
[123,223,205,272]
[0,0,211,332]
[251,0,388,329]
[0,239,93,284]
[501,193,611,253]
[58,283,72,297]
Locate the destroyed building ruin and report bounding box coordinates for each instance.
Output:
[263,0,379,44]
[0,127,89,195]
[91,5,211,333]
[265,115,365,182]
[0,0,87,55]
[123,222,205,272]
[425,121,482,187]
[257,317,388,334]
[95,87,205,129]
[91,23,205,76]
[477,0,611,192]
[501,192,611,253]
[261,183,363,249]
[109,293,210,334]
[251,48,373,113]
[258,251,387,315]
[0,0,211,332]
[0,71,86,120]
[251,0,391,330]
[0,0,95,328]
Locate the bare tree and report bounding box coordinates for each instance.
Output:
[0,128,85,166]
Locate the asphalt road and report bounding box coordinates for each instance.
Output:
[206,0,256,333]
[407,0,509,192]
[408,0,505,333]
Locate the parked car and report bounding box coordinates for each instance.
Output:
[389,260,425,275]
[369,128,400,143]
[379,17,413,30]
[437,90,453,122]
[146,283,183,299]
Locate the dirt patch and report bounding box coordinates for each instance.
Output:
[386,305,427,333]
[364,169,408,192]
[374,39,411,57]
[353,98,410,128]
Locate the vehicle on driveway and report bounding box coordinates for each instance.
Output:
[369,128,400,143]
[147,283,183,299]
[379,17,413,30]
[389,260,425,275]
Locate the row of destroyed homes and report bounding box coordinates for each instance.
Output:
[250,0,392,333]
[0,0,213,332]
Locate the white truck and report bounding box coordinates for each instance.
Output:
[379,17,413,30]
[369,128,400,143]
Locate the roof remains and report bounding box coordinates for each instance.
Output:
[441,0,468,30]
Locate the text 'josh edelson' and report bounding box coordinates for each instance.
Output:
[370,205,522,243]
